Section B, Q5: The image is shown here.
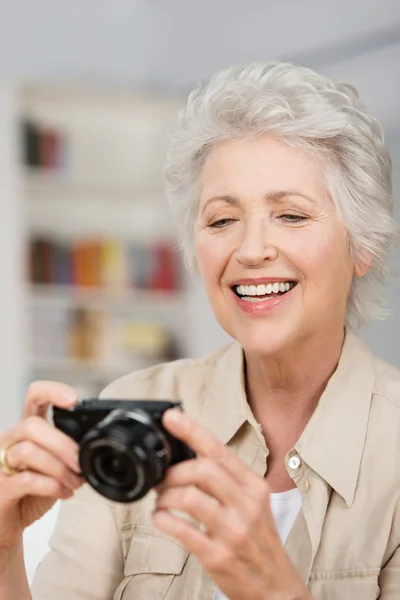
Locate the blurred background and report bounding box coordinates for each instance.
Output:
[0,0,400,430]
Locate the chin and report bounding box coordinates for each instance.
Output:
[229,320,298,358]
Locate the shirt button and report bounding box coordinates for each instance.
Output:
[288,456,301,470]
[304,479,311,492]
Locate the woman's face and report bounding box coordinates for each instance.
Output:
[195,135,357,357]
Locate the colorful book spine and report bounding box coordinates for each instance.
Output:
[28,238,181,291]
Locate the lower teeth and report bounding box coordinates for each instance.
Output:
[240,293,281,302]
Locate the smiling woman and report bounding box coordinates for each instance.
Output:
[193,135,354,356]
[1,61,400,600]
[165,62,397,326]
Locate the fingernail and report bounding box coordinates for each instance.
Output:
[166,409,180,422]
[62,391,78,405]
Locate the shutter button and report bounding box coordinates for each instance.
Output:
[288,455,301,470]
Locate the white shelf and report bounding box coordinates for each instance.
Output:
[27,284,185,310]
[28,355,167,380]
[21,169,164,202]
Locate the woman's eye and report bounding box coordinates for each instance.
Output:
[209,218,235,228]
[280,214,308,223]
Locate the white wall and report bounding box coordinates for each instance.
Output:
[361,131,400,364]
[0,0,399,133]
[0,86,26,429]
[0,1,399,86]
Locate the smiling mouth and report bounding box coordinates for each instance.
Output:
[232,281,297,302]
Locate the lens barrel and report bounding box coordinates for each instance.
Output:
[79,409,170,502]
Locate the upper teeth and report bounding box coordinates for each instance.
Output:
[235,282,294,296]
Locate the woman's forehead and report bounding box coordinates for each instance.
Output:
[199,136,328,207]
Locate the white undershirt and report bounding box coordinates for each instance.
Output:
[214,487,302,600]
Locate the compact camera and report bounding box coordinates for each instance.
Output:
[53,399,195,503]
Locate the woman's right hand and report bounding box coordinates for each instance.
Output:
[0,381,85,550]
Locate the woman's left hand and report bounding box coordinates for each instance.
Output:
[153,409,312,600]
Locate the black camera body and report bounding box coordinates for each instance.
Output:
[53,399,195,503]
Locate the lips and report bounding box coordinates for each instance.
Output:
[228,278,298,315]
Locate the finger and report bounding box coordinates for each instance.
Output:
[0,471,75,504]
[153,508,214,558]
[5,441,84,491]
[155,486,263,556]
[152,509,252,593]
[158,458,241,507]
[158,459,276,545]
[6,417,81,474]
[163,410,258,487]
[155,487,282,588]
[24,381,78,419]
[156,485,225,535]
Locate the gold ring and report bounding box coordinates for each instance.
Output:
[0,445,18,476]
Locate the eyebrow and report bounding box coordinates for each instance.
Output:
[201,190,316,215]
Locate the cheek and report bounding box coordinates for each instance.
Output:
[293,230,352,285]
[195,233,228,284]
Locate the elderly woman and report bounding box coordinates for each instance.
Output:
[0,61,399,600]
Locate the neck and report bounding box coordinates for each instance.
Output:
[245,325,346,425]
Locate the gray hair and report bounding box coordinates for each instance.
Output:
[164,61,399,325]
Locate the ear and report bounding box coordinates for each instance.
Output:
[354,250,373,277]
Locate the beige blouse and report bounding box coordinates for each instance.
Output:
[31,328,400,599]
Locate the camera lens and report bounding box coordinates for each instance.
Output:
[79,409,170,503]
[93,448,137,489]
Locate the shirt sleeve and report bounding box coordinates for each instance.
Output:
[30,484,124,600]
[378,546,400,599]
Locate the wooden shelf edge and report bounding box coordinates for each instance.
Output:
[21,169,165,200]
[27,284,185,306]
[28,355,169,379]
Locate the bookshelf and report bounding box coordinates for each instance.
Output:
[0,81,189,406]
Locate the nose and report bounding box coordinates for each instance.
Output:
[235,216,278,267]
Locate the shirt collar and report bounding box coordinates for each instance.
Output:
[200,327,376,509]
[295,327,376,508]
[198,342,249,444]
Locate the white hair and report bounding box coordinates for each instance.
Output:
[164,61,399,325]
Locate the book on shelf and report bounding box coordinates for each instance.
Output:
[21,120,67,171]
[28,237,181,292]
[73,241,103,288]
